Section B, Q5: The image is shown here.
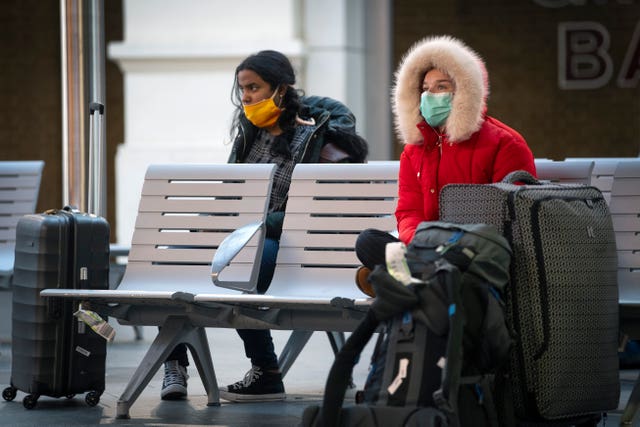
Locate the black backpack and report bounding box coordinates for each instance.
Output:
[302,221,512,427]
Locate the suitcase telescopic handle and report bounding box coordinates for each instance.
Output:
[88,102,105,216]
[502,170,539,185]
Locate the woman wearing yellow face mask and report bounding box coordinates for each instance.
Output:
[159,50,368,403]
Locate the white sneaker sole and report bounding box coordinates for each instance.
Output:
[219,389,286,403]
[161,383,187,400]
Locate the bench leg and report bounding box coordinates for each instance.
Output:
[116,317,216,419]
[184,326,220,407]
[326,331,346,354]
[622,372,640,425]
[326,331,355,390]
[278,330,313,378]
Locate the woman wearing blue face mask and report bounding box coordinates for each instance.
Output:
[354,35,536,297]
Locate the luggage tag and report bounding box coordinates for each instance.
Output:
[386,242,423,286]
[387,358,410,395]
[74,303,115,342]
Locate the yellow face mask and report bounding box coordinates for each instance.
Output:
[243,89,282,128]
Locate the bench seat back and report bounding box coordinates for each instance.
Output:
[534,159,593,185]
[566,157,638,203]
[0,161,44,284]
[120,163,274,294]
[609,160,640,303]
[266,163,399,300]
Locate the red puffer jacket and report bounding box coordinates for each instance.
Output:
[396,116,536,243]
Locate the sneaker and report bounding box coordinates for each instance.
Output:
[355,266,375,297]
[219,366,285,402]
[161,360,189,400]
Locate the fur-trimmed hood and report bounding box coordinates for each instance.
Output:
[392,36,488,144]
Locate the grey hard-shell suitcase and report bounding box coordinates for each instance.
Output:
[4,208,110,409]
[2,103,110,410]
[439,170,619,423]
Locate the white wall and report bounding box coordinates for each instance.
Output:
[109,0,391,246]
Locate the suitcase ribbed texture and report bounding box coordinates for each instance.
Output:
[440,181,619,420]
[10,210,109,402]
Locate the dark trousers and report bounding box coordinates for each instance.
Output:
[166,238,280,370]
[355,228,400,270]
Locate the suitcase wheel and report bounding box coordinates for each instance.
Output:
[22,394,38,409]
[2,386,16,402]
[85,391,100,407]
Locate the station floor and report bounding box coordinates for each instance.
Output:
[0,323,636,426]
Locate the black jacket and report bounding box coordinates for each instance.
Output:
[227,96,369,238]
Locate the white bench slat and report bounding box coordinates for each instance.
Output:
[0,161,44,286]
[0,201,37,214]
[0,176,40,191]
[141,180,274,197]
[612,215,640,232]
[618,252,640,269]
[609,196,640,215]
[0,216,22,228]
[282,214,396,232]
[0,161,45,176]
[615,232,640,251]
[143,163,270,180]
[611,180,640,196]
[138,196,270,212]
[591,176,614,194]
[0,230,16,241]
[133,213,265,230]
[535,159,593,184]
[129,245,259,264]
[284,198,397,214]
[129,228,259,246]
[287,181,399,198]
[281,230,359,247]
[275,248,359,266]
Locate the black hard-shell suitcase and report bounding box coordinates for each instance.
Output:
[3,207,110,409]
[439,171,619,424]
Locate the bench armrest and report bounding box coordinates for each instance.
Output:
[110,243,130,258]
[211,220,264,293]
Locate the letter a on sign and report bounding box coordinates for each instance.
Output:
[558,21,613,90]
[618,21,640,89]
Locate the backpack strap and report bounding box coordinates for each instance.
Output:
[433,261,465,424]
[458,374,500,426]
[321,309,380,427]
[494,367,517,426]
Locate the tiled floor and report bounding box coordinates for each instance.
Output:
[0,324,635,426]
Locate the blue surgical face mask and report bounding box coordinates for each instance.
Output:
[420,91,453,128]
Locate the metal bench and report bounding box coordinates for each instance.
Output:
[0,160,44,342]
[41,163,275,418]
[607,159,640,426]
[202,162,399,376]
[41,162,399,419]
[45,158,625,420]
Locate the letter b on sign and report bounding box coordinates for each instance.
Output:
[558,21,613,89]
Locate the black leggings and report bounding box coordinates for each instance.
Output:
[355,228,400,270]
